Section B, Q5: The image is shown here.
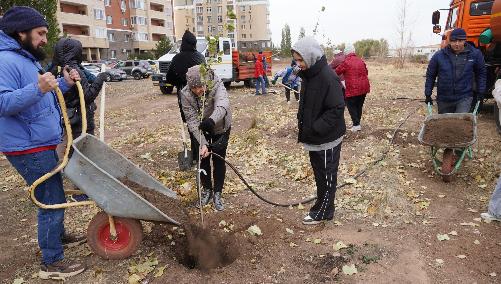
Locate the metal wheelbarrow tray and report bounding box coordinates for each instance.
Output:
[418,112,477,149]
[418,112,477,182]
[63,134,182,259]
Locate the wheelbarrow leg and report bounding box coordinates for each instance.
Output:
[442,149,454,183]
[108,215,118,241]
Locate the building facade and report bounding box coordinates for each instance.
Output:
[57,0,174,61]
[173,0,270,51]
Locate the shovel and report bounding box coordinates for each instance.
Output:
[177,122,193,171]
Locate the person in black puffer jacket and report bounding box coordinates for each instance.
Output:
[50,38,106,138]
[166,30,205,162]
[291,36,346,225]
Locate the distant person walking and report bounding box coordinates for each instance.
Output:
[254,56,266,96]
[335,49,370,132]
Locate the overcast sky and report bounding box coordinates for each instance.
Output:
[269,0,451,48]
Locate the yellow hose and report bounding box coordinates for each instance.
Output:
[28,80,94,209]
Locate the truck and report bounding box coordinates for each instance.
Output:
[432,0,501,133]
[151,37,271,95]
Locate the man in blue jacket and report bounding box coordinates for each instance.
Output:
[425,28,487,113]
[0,6,85,280]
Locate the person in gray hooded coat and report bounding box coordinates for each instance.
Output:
[291,36,346,225]
[180,65,232,211]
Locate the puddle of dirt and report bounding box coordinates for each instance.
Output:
[422,117,473,145]
[119,178,239,270]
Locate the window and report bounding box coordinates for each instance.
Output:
[105,0,111,6]
[125,34,131,42]
[94,9,104,20]
[241,42,247,48]
[111,50,116,58]
[217,6,222,14]
[241,33,246,39]
[108,33,115,41]
[241,24,245,30]
[130,0,145,9]
[106,16,113,24]
[197,15,203,22]
[134,32,148,41]
[240,15,245,21]
[223,40,230,55]
[446,6,459,29]
[121,0,126,12]
[95,27,107,38]
[125,61,133,67]
[207,26,212,33]
[218,25,223,32]
[131,16,147,25]
[249,33,252,38]
[206,0,212,3]
[196,7,203,13]
[207,7,212,13]
[470,1,494,16]
[240,6,245,12]
[217,15,222,23]
[122,18,128,26]
[207,16,212,23]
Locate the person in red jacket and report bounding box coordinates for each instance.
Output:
[335,51,370,132]
[254,56,266,95]
[329,50,346,89]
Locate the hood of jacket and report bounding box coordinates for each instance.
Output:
[180,30,197,52]
[0,31,38,62]
[53,38,83,67]
[291,36,324,69]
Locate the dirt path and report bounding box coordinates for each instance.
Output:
[1,62,500,283]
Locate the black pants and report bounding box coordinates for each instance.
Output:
[285,86,299,102]
[308,143,342,221]
[345,94,366,126]
[194,129,230,193]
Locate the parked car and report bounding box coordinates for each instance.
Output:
[116,60,154,80]
[82,63,127,82]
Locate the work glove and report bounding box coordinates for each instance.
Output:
[425,96,433,105]
[271,79,277,85]
[199,118,215,135]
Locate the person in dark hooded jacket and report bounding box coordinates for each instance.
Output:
[50,37,106,138]
[166,30,205,162]
[291,36,346,225]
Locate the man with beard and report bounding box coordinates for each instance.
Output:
[166,30,206,163]
[0,6,86,280]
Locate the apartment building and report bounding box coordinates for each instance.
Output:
[57,0,109,61]
[57,0,174,61]
[173,0,270,51]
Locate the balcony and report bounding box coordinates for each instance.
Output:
[149,10,166,20]
[132,41,155,50]
[150,3,164,12]
[152,33,167,41]
[150,25,167,35]
[60,2,87,15]
[59,11,91,27]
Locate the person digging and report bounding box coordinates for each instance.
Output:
[180,65,232,211]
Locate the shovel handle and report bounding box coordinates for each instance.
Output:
[180,122,187,144]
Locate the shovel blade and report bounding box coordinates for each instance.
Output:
[177,150,193,171]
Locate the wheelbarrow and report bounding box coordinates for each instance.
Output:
[418,102,479,182]
[28,78,180,260]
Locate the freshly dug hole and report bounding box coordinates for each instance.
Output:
[119,178,239,269]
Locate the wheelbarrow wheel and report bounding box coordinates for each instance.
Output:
[87,212,143,260]
[442,149,454,183]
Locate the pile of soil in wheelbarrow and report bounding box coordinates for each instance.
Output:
[119,178,239,270]
[422,117,474,145]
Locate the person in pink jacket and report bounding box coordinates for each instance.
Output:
[335,51,370,132]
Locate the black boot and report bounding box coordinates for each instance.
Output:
[197,187,212,208]
[213,192,224,211]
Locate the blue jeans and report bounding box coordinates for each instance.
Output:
[437,97,473,114]
[255,76,266,95]
[6,150,65,265]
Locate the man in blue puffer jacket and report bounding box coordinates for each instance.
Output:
[0,6,86,280]
[425,28,487,114]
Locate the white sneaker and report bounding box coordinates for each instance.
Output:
[350,125,362,132]
[480,212,501,222]
[287,101,291,104]
[302,215,324,225]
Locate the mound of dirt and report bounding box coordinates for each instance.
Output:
[119,178,239,270]
[422,117,473,145]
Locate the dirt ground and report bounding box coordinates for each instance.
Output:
[1,61,501,284]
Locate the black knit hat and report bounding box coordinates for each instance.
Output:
[0,6,48,34]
